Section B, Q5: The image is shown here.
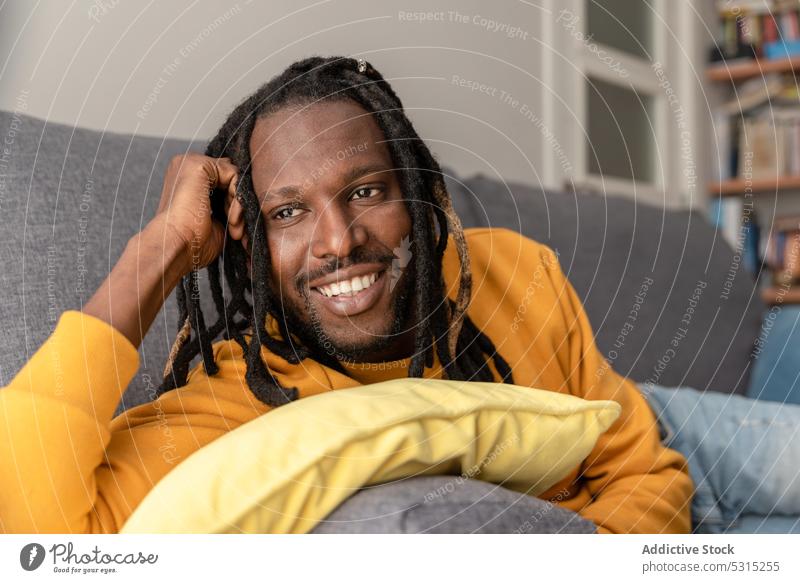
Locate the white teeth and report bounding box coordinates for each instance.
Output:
[315,272,381,298]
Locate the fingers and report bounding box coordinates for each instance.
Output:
[159,154,247,242]
[215,158,245,242]
[213,157,239,192]
[227,202,245,241]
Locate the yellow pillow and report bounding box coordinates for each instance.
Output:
[121,378,620,533]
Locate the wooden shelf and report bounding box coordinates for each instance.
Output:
[706,56,800,82]
[708,175,800,196]
[762,286,800,305]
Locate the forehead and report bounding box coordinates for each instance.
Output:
[249,99,393,195]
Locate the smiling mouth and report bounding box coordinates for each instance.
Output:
[309,268,389,317]
[313,270,383,298]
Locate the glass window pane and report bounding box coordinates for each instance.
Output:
[586,77,655,182]
[586,0,652,60]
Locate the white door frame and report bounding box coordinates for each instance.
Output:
[540,0,701,208]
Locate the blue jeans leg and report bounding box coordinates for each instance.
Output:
[747,306,800,405]
[641,384,800,533]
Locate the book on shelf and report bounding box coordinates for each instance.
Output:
[738,106,800,179]
[712,112,735,182]
[709,196,744,248]
[710,1,800,62]
[744,207,762,275]
[708,197,762,275]
[765,214,800,285]
[711,74,800,183]
[719,74,786,114]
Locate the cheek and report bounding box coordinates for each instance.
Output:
[391,203,412,246]
[266,232,299,295]
[364,199,411,240]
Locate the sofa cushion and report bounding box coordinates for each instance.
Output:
[0,109,219,414]
[452,174,764,394]
[310,476,596,533]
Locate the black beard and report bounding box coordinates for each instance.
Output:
[272,248,418,364]
[285,265,415,364]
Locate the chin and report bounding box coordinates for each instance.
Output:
[317,320,400,361]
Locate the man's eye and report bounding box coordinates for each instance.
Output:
[350,186,381,200]
[273,206,302,220]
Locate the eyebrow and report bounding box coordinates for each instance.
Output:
[259,162,393,202]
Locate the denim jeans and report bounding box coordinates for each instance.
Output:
[641,384,800,534]
[747,306,800,406]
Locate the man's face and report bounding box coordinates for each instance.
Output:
[248,99,414,362]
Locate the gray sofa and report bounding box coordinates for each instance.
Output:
[0,109,766,533]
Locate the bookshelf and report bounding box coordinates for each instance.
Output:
[706,56,800,82]
[762,286,800,305]
[708,0,800,305]
[708,175,800,196]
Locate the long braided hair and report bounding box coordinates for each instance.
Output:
[156,56,514,407]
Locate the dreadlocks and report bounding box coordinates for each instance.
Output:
[156,55,514,407]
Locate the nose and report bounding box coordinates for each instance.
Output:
[310,202,368,261]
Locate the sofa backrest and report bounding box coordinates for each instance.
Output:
[0,110,763,413]
[449,173,764,395]
[0,110,208,413]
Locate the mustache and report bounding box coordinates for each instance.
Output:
[296,246,395,292]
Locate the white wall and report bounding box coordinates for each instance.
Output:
[0,0,552,189]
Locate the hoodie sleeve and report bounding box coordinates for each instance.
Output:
[0,310,139,533]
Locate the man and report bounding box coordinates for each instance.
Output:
[0,56,693,533]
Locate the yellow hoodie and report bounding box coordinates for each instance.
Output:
[0,227,693,534]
